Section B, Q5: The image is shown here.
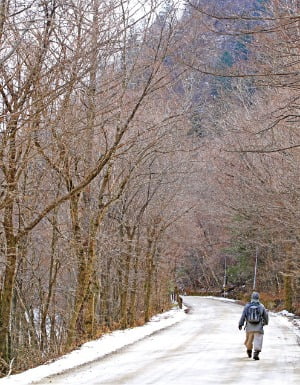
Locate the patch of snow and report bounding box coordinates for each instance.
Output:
[200,295,237,303]
[277,309,295,317]
[291,318,300,338]
[1,305,187,385]
[264,308,300,344]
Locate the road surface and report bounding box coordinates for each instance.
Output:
[32,297,300,385]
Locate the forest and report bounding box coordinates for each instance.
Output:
[0,0,299,375]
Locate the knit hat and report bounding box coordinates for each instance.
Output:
[251,292,260,303]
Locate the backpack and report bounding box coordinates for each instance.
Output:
[246,303,261,324]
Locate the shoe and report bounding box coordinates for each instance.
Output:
[253,351,260,360]
[247,350,252,358]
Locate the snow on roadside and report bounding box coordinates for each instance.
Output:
[1,305,187,385]
[201,295,237,303]
[275,310,300,342]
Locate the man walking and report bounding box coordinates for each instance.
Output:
[238,292,269,360]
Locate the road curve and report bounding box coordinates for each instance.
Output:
[33,297,300,385]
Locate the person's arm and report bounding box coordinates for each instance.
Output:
[238,305,248,329]
[262,306,269,326]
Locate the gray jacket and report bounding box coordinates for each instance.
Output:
[239,301,269,334]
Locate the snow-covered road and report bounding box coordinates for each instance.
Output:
[26,296,300,385]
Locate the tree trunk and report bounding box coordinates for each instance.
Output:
[144,235,155,323]
[120,230,134,328]
[0,0,7,42]
[66,252,89,346]
[283,243,294,313]
[283,274,293,313]
[0,129,18,365]
[40,211,59,352]
[82,271,99,339]
[0,204,17,363]
[66,193,88,347]
[128,249,139,327]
